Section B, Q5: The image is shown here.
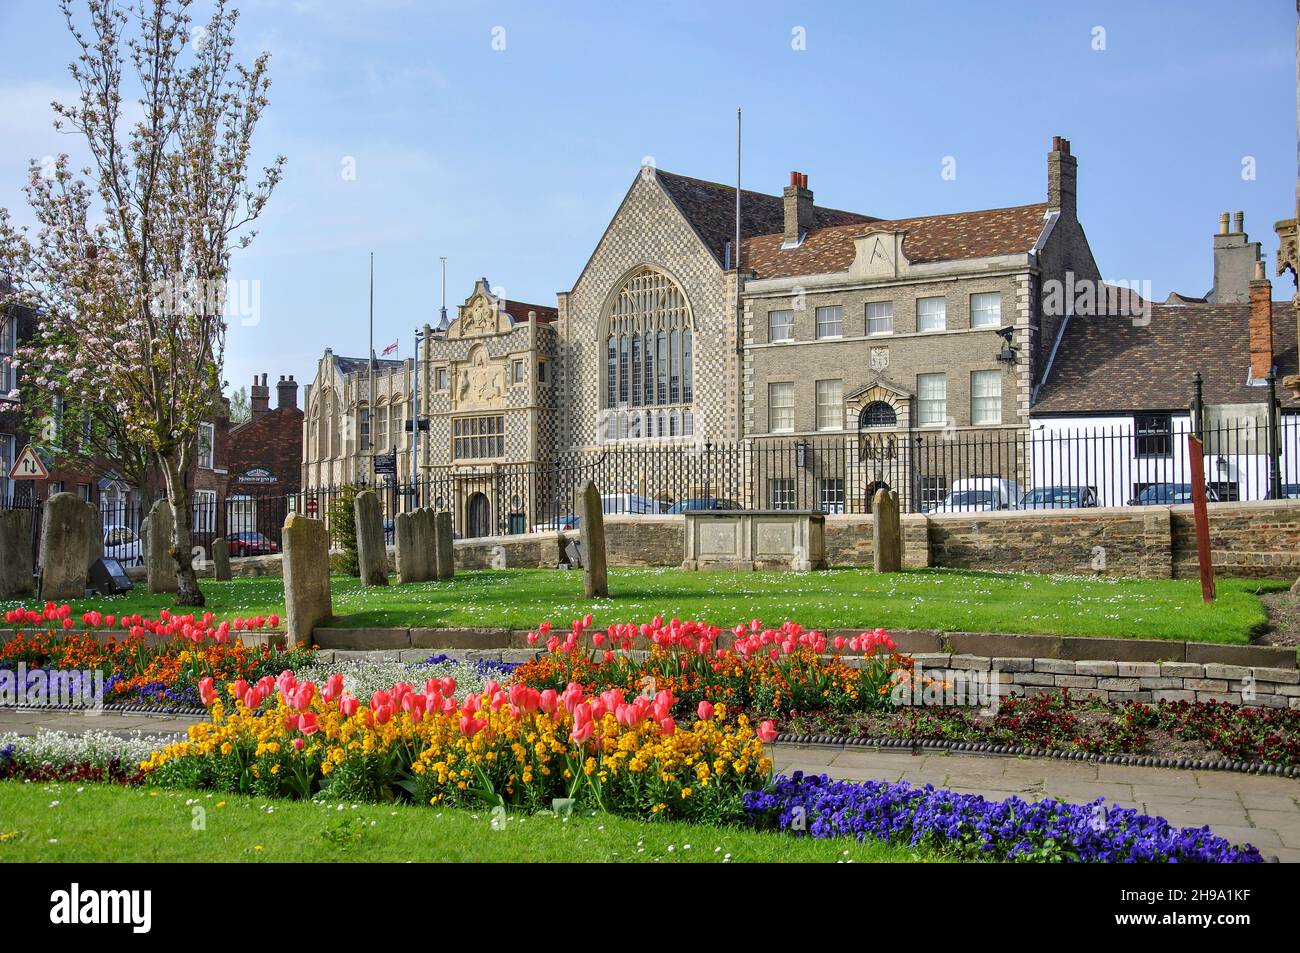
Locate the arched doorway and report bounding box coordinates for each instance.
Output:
[468,492,491,539]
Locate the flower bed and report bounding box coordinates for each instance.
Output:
[512,617,915,717]
[780,691,1300,768]
[142,673,773,824]
[744,772,1263,863]
[0,730,170,784]
[1,604,310,709]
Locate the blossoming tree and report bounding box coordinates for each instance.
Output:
[0,0,284,605]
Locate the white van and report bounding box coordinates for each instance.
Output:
[929,478,1022,513]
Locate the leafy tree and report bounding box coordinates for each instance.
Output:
[0,0,284,605]
[328,484,360,577]
[228,385,251,425]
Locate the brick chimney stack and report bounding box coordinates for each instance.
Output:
[277,374,298,410]
[1249,258,1274,382]
[1047,136,1077,218]
[250,373,270,420]
[783,171,813,247]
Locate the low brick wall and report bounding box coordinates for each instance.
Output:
[911,655,1300,710]
[1171,499,1300,579]
[119,499,1300,580]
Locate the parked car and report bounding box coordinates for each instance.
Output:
[228,531,279,557]
[1018,486,1098,509]
[1282,484,1300,500]
[102,525,142,566]
[927,478,1023,513]
[665,497,740,513]
[1127,483,1221,506]
[598,493,667,515]
[531,514,580,532]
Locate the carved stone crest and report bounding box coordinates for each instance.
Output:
[870,347,889,371]
[455,347,505,409]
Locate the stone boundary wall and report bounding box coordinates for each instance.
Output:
[116,500,1300,579]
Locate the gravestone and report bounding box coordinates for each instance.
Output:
[212,537,232,581]
[282,513,332,643]
[39,492,92,599]
[574,480,607,598]
[353,489,389,586]
[434,510,455,580]
[0,508,34,598]
[85,502,103,574]
[144,498,178,594]
[872,488,902,573]
[396,508,437,584]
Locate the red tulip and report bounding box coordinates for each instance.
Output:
[198,677,216,707]
[757,720,778,743]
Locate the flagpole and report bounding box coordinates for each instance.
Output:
[368,251,374,473]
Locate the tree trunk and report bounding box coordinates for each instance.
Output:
[161,450,205,607]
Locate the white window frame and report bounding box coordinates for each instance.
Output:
[768,382,795,433]
[970,292,1002,329]
[815,305,843,340]
[768,309,794,343]
[769,478,797,510]
[917,373,947,426]
[817,478,845,514]
[971,370,1002,425]
[916,296,947,333]
[192,489,217,532]
[815,379,842,431]
[866,301,893,335]
[197,422,215,470]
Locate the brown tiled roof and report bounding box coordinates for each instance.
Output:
[1032,302,1299,414]
[742,203,1050,280]
[501,298,557,324]
[655,170,876,265]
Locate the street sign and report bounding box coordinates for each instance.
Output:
[305,498,318,516]
[7,444,48,481]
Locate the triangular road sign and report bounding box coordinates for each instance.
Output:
[8,444,49,481]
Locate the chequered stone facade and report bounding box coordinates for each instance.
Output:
[557,168,739,450]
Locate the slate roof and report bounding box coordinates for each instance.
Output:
[332,355,402,376]
[1032,302,1299,414]
[654,170,876,266]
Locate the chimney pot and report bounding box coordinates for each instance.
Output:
[276,373,299,411]
[1233,211,1244,233]
[789,171,799,186]
[1219,212,1230,235]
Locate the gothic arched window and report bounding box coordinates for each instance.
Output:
[603,268,693,416]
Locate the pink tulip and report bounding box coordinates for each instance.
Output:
[757,720,778,743]
[570,719,594,743]
[539,689,558,714]
[459,715,486,737]
[339,694,359,717]
[299,711,319,735]
[659,717,676,736]
[697,700,714,721]
[198,677,216,707]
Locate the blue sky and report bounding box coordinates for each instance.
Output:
[0,0,1295,398]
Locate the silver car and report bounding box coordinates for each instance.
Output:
[103,524,143,566]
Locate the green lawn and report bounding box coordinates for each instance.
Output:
[0,567,1285,643]
[0,781,935,863]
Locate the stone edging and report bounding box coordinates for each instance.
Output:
[775,733,1300,778]
[1,703,205,718]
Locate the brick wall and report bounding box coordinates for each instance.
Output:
[1171,499,1300,579]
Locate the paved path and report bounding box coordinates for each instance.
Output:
[3,711,1296,861]
[0,709,199,739]
[772,742,1300,863]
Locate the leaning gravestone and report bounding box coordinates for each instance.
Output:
[144,498,178,594]
[0,508,34,598]
[212,537,232,581]
[433,510,455,580]
[282,513,332,643]
[39,492,92,599]
[353,489,389,587]
[395,508,435,583]
[575,480,608,598]
[872,487,902,573]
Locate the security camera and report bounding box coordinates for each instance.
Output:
[996,326,1014,343]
